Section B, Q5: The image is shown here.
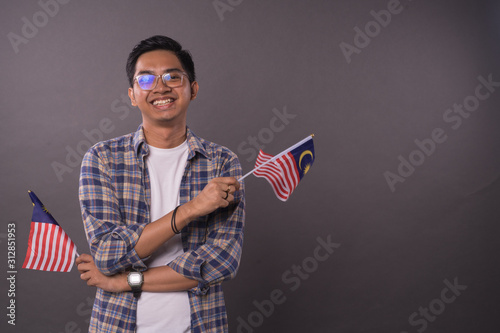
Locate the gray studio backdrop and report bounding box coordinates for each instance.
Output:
[1,0,500,332]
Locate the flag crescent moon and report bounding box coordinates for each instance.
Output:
[299,150,313,170]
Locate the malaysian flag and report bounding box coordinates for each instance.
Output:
[242,135,315,201]
[22,191,77,272]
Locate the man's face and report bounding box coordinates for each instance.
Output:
[128,49,198,127]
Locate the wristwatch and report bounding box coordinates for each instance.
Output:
[127,271,144,298]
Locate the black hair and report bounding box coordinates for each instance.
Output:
[126,35,196,87]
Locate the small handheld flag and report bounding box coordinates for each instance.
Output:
[239,135,315,201]
[22,191,78,272]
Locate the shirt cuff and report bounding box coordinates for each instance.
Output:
[167,251,210,295]
[94,223,148,274]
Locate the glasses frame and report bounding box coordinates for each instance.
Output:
[134,71,187,91]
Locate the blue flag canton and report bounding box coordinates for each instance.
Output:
[290,139,315,180]
[29,191,59,226]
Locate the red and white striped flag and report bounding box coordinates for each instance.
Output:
[240,135,315,201]
[22,191,77,272]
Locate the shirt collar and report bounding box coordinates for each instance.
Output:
[133,124,210,160]
[185,127,210,160]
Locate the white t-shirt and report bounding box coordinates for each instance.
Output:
[136,141,191,333]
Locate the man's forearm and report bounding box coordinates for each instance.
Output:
[143,266,198,292]
[111,266,198,293]
[134,177,240,258]
[77,253,198,293]
[134,202,198,258]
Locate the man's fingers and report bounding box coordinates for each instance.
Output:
[77,262,96,275]
[191,176,241,216]
[224,194,234,204]
[226,184,238,194]
[76,253,93,264]
[220,187,237,202]
[80,270,100,287]
[87,277,96,287]
[214,177,240,191]
[76,254,94,275]
[80,271,90,282]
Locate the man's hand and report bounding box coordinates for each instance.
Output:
[76,254,129,293]
[185,177,240,219]
[134,177,241,259]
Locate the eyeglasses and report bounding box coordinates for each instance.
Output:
[134,71,186,90]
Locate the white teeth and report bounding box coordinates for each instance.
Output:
[153,98,173,106]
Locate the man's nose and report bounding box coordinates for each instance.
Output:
[153,76,173,92]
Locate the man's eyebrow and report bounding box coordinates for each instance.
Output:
[164,68,183,73]
[136,70,155,75]
[136,68,184,76]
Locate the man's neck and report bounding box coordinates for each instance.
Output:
[142,123,187,149]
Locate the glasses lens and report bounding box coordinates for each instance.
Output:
[136,75,157,90]
[163,72,184,87]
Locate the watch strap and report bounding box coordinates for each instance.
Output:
[131,286,142,298]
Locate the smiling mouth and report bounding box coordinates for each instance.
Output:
[152,98,174,106]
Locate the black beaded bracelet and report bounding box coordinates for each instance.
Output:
[171,205,181,234]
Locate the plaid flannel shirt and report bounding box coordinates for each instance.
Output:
[79,125,245,333]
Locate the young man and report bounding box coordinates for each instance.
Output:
[76,35,245,333]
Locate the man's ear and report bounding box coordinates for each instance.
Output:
[128,87,138,106]
[190,81,199,100]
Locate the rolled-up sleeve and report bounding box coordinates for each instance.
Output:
[79,147,147,275]
[168,151,245,295]
[169,198,244,295]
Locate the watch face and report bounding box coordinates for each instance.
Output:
[129,272,142,285]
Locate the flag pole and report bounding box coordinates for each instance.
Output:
[238,134,314,181]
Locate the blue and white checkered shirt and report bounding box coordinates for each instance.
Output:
[79,125,245,332]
